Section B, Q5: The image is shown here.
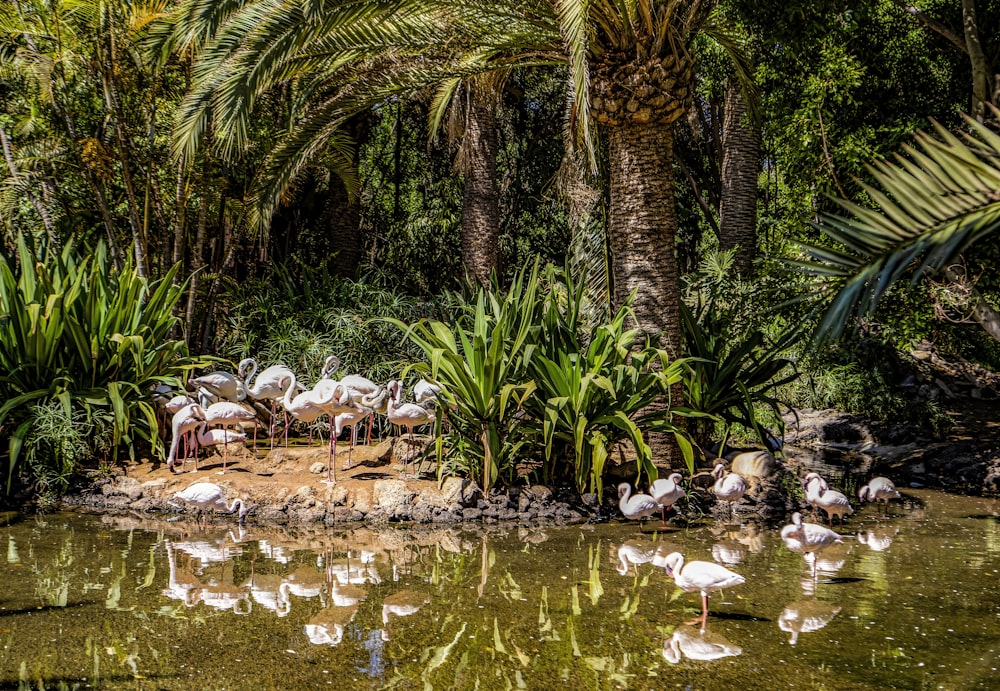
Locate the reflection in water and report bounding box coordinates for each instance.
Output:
[662,624,742,663]
[857,527,896,552]
[3,492,1000,689]
[778,600,842,645]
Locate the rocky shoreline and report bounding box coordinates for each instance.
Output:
[58,404,1000,527]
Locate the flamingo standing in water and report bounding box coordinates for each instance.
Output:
[649,473,686,523]
[661,552,745,626]
[858,477,901,516]
[617,483,661,530]
[781,512,844,580]
[170,482,249,525]
[804,473,853,527]
[711,463,749,520]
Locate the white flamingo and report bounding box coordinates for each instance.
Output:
[617,483,661,529]
[239,358,295,448]
[781,512,844,580]
[649,472,686,523]
[198,402,257,473]
[661,552,745,625]
[167,404,206,472]
[858,476,901,516]
[191,422,247,472]
[711,463,749,520]
[804,473,853,527]
[334,407,370,471]
[170,482,249,525]
[386,379,435,478]
[188,370,243,405]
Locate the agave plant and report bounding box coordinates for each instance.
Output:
[680,299,799,452]
[387,261,543,491]
[796,114,1000,345]
[0,235,191,493]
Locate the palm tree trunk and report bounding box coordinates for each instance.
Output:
[460,88,502,283]
[607,122,684,468]
[718,85,761,276]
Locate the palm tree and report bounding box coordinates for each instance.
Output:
[797,114,1000,345]
[169,0,748,465]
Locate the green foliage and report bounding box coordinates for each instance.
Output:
[525,265,693,498]
[680,250,801,451]
[216,260,444,385]
[391,261,695,496]
[0,235,190,494]
[388,261,543,492]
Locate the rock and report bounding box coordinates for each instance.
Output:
[374,480,417,520]
[308,462,327,474]
[731,451,776,478]
[462,507,482,520]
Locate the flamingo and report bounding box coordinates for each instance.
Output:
[386,379,435,478]
[413,379,441,405]
[334,406,370,471]
[711,463,749,520]
[617,483,661,529]
[804,474,853,527]
[170,482,249,525]
[239,358,295,448]
[360,386,390,444]
[191,423,247,472]
[198,402,257,472]
[188,370,242,405]
[858,477,901,516]
[661,552,745,625]
[781,512,844,580]
[650,472,686,523]
[279,372,337,446]
[167,404,206,473]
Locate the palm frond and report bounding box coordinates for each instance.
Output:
[800,113,1000,344]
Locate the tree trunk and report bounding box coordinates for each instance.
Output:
[718,85,761,276]
[460,87,502,284]
[326,177,363,277]
[607,122,684,469]
[962,0,990,121]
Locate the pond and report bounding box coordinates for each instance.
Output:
[1,489,998,690]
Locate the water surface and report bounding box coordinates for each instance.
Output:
[1,490,998,689]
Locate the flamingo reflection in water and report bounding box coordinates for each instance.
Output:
[778,600,842,645]
[781,512,844,582]
[380,590,429,641]
[662,624,742,663]
[857,527,898,552]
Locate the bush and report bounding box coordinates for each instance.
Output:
[0,235,190,495]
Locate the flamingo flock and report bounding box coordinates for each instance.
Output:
[155,357,443,484]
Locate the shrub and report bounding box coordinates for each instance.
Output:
[0,235,190,494]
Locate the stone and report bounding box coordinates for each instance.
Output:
[308,462,327,474]
[374,480,417,519]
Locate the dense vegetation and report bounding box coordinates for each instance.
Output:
[2,0,999,502]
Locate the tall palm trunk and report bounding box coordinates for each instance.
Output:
[607,122,684,468]
[460,88,502,283]
[718,85,761,276]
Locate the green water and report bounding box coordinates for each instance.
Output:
[0,490,998,690]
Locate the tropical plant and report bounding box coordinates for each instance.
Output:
[526,266,694,499]
[795,114,1000,346]
[387,261,544,492]
[0,235,192,493]
[680,298,800,452]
